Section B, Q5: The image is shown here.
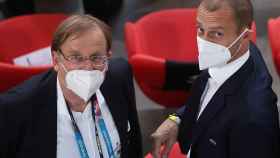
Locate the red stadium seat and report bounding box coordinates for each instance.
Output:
[125,9,198,107]
[145,143,186,158]
[125,8,257,107]
[0,13,67,92]
[268,17,280,77]
[251,22,257,44]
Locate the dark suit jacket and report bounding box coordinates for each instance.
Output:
[0,58,142,158]
[177,43,280,158]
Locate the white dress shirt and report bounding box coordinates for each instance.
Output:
[56,79,120,158]
[187,50,250,157]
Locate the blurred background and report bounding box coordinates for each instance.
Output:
[0,0,279,155]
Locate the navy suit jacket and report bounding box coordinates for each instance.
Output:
[177,43,280,158]
[0,58,142,158]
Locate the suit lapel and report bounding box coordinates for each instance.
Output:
[178,71,209,152]
[190,71,210,120]
[186,70,210,128]
[191,87,225,145]
[191,56,254,145]
[32,70,58,158]
[100,79,127,154]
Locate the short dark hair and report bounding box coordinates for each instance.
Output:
[200,0,254,32]
[51,14,112,53]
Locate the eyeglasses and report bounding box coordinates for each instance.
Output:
[58,49,108,67]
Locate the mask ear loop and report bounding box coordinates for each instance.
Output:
[228,28,251,59]
[230,41,243,60]
[228,28,250,49]
[60,62,68,73]
[102,61,109,73]
[57,54,68,73]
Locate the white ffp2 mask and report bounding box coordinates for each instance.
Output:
[61,64,106,102]
[197,28,249,70]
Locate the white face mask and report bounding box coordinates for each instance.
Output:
[197,28,249,70]
[60,63,106,102]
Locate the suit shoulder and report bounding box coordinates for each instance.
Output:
[0,70,55,109]
[235,48,279,125]
[108,57,131,73]
[244,45,276,109]
[107,58,132,80]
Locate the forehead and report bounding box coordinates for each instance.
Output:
[197,4,236,30]
[62,28,107,55]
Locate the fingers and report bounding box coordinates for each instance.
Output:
[151,132,164,158]
[151,119,179,158]
[161,138,176,158]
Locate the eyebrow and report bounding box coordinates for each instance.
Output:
[196,23,224,31]
[66,50,81,56]
[66,50,106,57]
[196,18,225,30]
[208,26,225,30]
[91,52,106,56]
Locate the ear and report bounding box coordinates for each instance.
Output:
[244,31,251,40]
[107,50,112,58]
[243,28,254,40]
[52,51,59,71]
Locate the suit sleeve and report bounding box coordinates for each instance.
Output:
[122,60,143,158]
[175,106,186,118]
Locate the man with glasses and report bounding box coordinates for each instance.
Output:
[0,15,142,158]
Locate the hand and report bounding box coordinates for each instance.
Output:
[151,119,179,158]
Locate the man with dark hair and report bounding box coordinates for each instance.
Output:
[202,0,254,31]
[151,0,280,158]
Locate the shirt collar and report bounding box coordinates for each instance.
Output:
[57,78,70,118]
[208,50,250,85]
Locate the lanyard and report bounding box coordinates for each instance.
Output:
[66,103,94,158]
[92,96,116,158]
[66,95,116,158]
